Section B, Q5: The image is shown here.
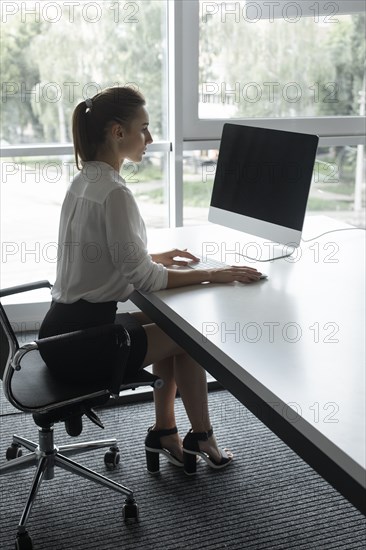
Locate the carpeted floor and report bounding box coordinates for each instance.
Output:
[0,389,365,550]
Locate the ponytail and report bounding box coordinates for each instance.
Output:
[72,101,97,170]
[72,87,146,170]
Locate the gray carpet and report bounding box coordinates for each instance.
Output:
[0,390,365,550]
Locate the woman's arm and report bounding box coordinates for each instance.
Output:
[151,248,261,288]
[152,249,263,288]
[166,266,262,288]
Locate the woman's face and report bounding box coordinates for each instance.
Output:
[121,105,153,163]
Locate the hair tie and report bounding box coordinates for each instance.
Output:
[85,98,93,110]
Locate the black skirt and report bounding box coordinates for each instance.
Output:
[38,299,147,387]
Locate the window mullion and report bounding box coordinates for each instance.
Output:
[168,0,184,227]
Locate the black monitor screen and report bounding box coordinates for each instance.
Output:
[210,124,319,231]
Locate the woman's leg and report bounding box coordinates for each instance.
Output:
[174,352,231,463]
[129,313,183,455]
[140,320,231,462]
[151,356,184,460]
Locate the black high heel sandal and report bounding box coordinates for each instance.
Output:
[183,427,233,475]
[145,426,184,474]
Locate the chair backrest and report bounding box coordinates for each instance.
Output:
[0,280,52,381]
[0,302,19,381]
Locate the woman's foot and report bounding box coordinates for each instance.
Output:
[158,430,184,462]
[145,426,184,473]
[197,431,233,465]
[183,428,233,475]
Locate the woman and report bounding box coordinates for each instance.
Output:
[39,86,262,475]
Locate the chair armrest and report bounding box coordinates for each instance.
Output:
[0,280,52,298]
[11,342,38,371]
[12,324,130,372]
[35,323,130,353]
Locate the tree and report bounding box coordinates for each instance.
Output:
[199,12,365,119]
[0,16,44,142]
[1,1,166,144]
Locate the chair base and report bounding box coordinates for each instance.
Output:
[0,427,138,550]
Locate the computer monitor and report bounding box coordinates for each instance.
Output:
[208,123,319,258]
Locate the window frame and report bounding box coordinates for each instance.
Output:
[182,0,366,145]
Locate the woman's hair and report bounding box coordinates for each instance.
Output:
[72,86,145,169]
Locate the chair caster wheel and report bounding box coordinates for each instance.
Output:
[123,500,139,523]
[104,447,120,469]
[6,444,22,460]
[15,532,33,550]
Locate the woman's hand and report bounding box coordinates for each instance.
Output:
[208,266,262,284]
[151,248,199,267]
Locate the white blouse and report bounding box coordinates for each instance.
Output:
[51,161,168,303]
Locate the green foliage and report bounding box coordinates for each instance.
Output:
[123,162,162,184]
[307,198,351,211]
[133,178,214,206]
[1,1,166,144]
[200,12,365,118]
[318,15,365,116]
[0,17,44,142]
[1,5,364,144]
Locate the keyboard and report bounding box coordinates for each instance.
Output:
[188,254,268,279]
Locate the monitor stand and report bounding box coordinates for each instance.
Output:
[235,239,297,263]
[200,232,298,264]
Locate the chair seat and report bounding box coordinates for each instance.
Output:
[9,349,110,412]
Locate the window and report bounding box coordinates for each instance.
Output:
[199,7,365,120]
[181,1,365,228]
[182,146,365,227]
[0,151,169,289]
[182,1,366,140]
[183,148,218,225]
[1,0,168,145]
[0,0,169,290]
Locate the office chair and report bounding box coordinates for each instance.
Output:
[0,281,163,550]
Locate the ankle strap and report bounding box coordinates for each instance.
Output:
[189,427,213,440]
[148,426,178,437]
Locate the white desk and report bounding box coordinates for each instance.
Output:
[130,216,365,514]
